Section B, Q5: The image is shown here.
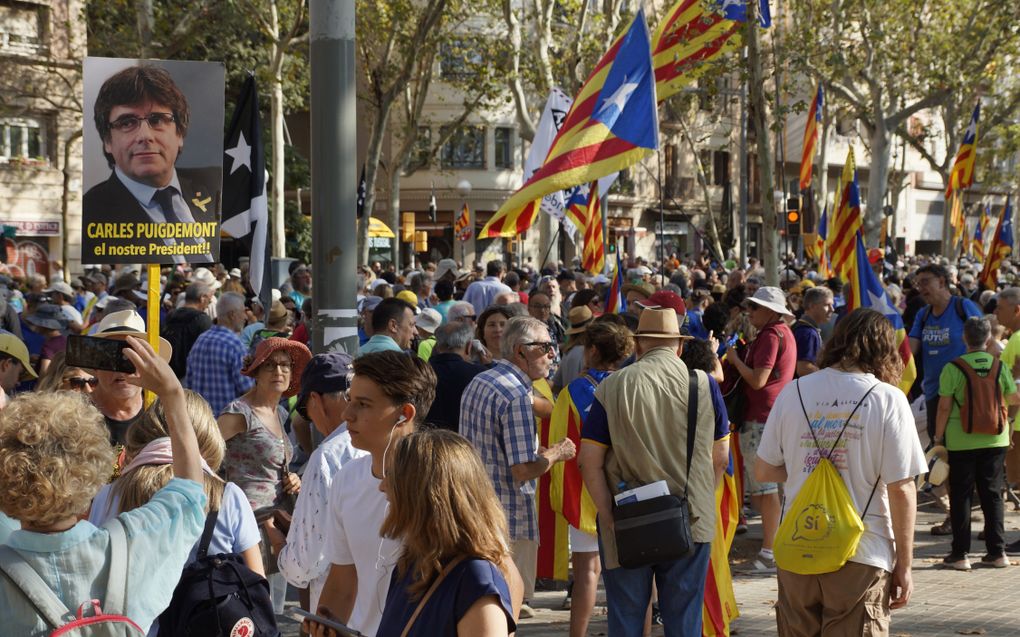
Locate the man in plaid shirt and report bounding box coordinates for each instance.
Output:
[185,292,253,416]
[459,315,575,617]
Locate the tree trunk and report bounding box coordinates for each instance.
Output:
[270,71,286,258]
[389,162,402,267]
[678,115,725,263]
[864,118,890,247]
[746,6,779,286]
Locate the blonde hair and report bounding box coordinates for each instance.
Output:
[34,351,74,392]
[380,429,510,598]
[111,390,225,514]
[0,391,114,527]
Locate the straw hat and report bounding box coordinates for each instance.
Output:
[635,308,689,339]
[565,306,595,335]
[622,281,654,299]
[241,337,312,398]
[93,309,172,361]
[925,445,949,487]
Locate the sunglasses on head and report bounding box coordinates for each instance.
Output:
[67,377,99,389]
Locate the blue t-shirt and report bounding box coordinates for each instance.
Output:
[792,319,822,366]
[376,558,516,637]
[909,296,982,400]
[687,309,709,340]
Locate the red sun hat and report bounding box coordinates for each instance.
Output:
[636,290,687,316]
[242,337,312,398]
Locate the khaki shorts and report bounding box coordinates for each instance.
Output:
[776,561,891,637]
[511,538,539,600]
[740,420,779,496]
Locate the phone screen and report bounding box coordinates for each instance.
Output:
[65,335,136,373]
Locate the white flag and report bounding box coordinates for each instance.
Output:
[524,88,578,240]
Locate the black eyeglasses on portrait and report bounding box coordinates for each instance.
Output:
[67,377,99,389]
[108,112,176,134]
[523,341,555,354]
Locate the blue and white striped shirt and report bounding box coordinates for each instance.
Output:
[459,360,538,541]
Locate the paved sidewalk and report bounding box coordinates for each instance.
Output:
[280,496,1020,636]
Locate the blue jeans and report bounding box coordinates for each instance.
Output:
[600,540,712,637]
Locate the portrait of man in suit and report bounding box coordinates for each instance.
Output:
[82,64,221,263]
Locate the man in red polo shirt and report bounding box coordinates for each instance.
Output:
[726,286,796,573]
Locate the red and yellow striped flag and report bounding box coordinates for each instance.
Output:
[453,203,471,241]
[577,183,606,275]
[702,450,740,635]
[482,9,658,238]
[827,149,863,282]
[799,84,823,191]
[535,378,570,581]
[950,193,966,255]
[945,104,980,200]
[652,0,770,102]
[979,197,1014,291]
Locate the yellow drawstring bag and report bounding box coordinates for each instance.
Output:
[773,382,880,575]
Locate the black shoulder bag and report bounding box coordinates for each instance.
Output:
[613,370,700,568]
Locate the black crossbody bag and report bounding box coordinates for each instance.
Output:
[612,371,700,568]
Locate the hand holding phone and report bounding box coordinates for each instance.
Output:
[286,608,364,637]
[66,335,135,373]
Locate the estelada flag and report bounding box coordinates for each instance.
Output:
[570,182,606,275]
[653,0,771,102]
[548,371,606,537]
[979,196,1014,291]
[799,84,823,191]
[828,149,863,283]
[945,103,980,201]
[482,8,658,238]
[535,378,569,581]
[454,203,471,241]
[605,250,628,314]
[846,232,917,394]
[703,451,740,636]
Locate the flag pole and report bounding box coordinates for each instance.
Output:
[540,224,562,274]
[144,263,160,406]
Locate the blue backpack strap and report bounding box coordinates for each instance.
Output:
[0,544,72,628]
[103,517,130,616]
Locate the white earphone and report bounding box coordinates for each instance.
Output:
[395,414,407,425]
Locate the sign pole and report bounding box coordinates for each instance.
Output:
[145,263,160,406]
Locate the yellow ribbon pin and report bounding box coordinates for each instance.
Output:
[191,193,212,213]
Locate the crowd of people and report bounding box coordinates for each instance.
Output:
[0,247,1016,637]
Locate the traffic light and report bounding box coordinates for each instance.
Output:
[401,212,415,242]
[786,197,801,236]
[414,230,428,253]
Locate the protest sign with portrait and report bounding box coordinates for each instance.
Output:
[82,57,225,264]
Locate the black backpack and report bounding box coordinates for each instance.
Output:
[157,509,280,637]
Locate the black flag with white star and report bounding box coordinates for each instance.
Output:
[357,164,367,219]
[222,73,272,312]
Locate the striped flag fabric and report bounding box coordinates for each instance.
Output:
[945,104,980,200]
[482,9,658,238]
[979,196,1014,290]
[828,149,863,282]
[799,84,823,191]
[548,373,605,537]
[653,0,771,103]
[702,450,740,635]
[535,378,570,581]
[454,203,471,241]
[605,250,627,314]
[972,215,985,262]
[949,193,966,255]
[573,182,606,275]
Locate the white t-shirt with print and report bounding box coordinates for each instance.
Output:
[757,368,927,573]
[324,454,400,637]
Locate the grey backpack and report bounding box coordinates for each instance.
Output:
[0,518,146,636]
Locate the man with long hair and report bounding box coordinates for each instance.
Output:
[756,308,927,636]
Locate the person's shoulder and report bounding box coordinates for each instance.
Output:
[82,172,122,202]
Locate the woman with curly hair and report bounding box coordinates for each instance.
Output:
[374,429,522,637]
[754,308,927,636]
[0,337,208,633]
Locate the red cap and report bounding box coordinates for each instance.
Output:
[868,248,883,265]
[636,290,687,316]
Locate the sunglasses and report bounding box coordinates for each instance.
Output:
[66,377,99,389]
[523,341,555,354]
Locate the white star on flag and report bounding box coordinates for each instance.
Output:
[598,78,638,119]
[225,131,252,175]
[867,289,898,320]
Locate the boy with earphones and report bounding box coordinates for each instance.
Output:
[306,351,436,637]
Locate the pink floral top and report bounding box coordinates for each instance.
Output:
[221,398,292,513]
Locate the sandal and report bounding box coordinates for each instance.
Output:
[931,517,953,536]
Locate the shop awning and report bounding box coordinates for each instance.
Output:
[368,217,395,238]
